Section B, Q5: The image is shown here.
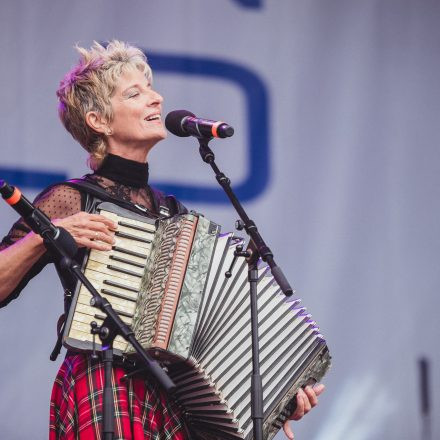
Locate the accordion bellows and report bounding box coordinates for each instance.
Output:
[63,202,331,440]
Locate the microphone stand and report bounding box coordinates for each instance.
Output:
[196,137,294,440]
[47,237,176,440]
[0,182,175,440]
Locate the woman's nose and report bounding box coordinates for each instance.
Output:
[148,89,163,105]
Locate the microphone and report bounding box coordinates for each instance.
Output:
[0,179,78,259]
[0,179,60,239]
[165,110,234,139]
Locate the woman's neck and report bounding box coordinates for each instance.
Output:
[94,153,149,188]
[106,139,158,164]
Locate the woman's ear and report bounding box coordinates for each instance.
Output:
[85,111,109,135]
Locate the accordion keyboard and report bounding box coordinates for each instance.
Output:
[64,206,156,353]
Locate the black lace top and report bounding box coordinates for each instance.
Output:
[0,154,183,308]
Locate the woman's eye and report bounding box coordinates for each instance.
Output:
[129,92,139,98]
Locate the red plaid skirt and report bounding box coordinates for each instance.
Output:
[49,354,189,440]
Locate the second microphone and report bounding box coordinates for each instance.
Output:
[165,110,234,139]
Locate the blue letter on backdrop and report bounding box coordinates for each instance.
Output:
[232,0,262,8]
[0,168,66,191]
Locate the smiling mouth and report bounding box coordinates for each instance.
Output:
[145,114,161,122]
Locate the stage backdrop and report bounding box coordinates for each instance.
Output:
[1,1,439,439]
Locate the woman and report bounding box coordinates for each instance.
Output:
[0,41,323,439]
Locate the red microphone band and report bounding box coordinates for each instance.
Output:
[211,121,224,138]
[4,186,21,206]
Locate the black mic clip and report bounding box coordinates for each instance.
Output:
[24,208,78,262]
[27,209,60,240]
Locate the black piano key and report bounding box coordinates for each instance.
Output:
[116,230,152,243]
[109,254,145,268]
[103,279,138,293]
[112,245,148,259]
[107,265,142,278]
[118,220,154,233]
[101,288,137,303]
[94,307,134,320]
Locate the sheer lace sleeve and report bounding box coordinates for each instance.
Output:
[0,184,82,307]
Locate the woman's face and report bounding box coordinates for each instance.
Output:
[107,67,166,159]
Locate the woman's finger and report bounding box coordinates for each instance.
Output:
[302,388,312,414]
[88,227,115,244]
[283,419,295,440]
[303,386,318,408]
[76,235,113,251]
[290,390,305,420]
[313,383,326,396]
[87,213,118,230]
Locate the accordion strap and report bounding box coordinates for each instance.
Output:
[64,178,180,217]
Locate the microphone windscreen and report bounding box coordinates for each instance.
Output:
[165,110,195,137]
[0,180,14,199]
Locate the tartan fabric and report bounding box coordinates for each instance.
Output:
[49,354,190,440]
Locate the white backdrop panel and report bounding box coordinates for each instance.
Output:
[0,1,439,439]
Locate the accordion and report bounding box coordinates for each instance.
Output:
[63,202,331,440]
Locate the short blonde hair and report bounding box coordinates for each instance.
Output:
[57,40,152,170]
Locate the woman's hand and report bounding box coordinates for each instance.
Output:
[0,212,117,302]
[53,212,117,251]
[283,384,325,439]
